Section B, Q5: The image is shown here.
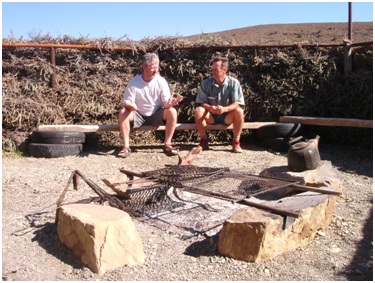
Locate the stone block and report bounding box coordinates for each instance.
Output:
[218,157,344,262]
[218,207,281,262]
[57,203,144,275]
[218,190,338,262]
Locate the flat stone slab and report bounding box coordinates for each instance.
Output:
[260,157,344,191]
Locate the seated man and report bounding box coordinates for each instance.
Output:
[194,55,245,153]
[118,52,183,158]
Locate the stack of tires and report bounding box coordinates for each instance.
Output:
[28,131,85,158]
[254,123,305,153]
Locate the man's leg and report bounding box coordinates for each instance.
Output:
[163,107,178,145]
[225,108,244,153]
[161,107,180,156]
[118,108,134,151]
[194,106,214,150]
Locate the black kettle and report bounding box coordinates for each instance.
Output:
[287,135,321,172]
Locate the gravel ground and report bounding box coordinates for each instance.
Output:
[1,141,373,281]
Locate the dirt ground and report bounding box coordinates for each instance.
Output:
[1,141,373,281]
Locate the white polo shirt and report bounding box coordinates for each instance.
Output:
[123,75,171,116]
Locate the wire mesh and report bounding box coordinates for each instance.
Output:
[120,166,298,238]
[123,184,184,216]
[180,172,297,200]
[141,165,230,183]
[131,187,242,239]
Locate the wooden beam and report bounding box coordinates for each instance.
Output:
[280,116,372,128]
[38,122,277,133]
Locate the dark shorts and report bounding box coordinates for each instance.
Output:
[133,108,165,128]
[212,113,229,124]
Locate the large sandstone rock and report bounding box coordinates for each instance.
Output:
[218,156,344,262]
[57,203,144,276]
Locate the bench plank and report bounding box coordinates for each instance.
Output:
[38,122,277,133]
[280,116,373,128]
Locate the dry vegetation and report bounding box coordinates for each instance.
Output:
[2,22,373,152]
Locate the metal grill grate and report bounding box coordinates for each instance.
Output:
[123,184,184,216]
[141,165,230,183]
[122,166,298,214]
[120,166,299,238]
[180,172,297,201]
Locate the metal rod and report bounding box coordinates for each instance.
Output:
[243,182,297,198]
[120,169,145,178]
[291,184,341,195]
[180,185,299,218]
[238,199,299,218]
[73,170,136,215]
[126,177,159,185]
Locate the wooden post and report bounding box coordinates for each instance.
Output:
[252,47,258,89]
[50,47,56,89]
[344,2,353,75]
[348,2,352,41]
[344,40,352,75]
[252,47,258,121]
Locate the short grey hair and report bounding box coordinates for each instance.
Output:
[142,52,159,67]
[211,55,229,71]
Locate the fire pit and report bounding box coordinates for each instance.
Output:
[58,162,342,263]
[111,165,337,238]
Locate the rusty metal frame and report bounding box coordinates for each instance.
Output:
[56,170,136,222]
[57,167,341,222]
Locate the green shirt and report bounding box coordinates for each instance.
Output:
[196,76,244,106]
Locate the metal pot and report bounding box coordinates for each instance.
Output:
[287,135,321,172]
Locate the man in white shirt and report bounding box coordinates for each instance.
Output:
[118,53,183,158]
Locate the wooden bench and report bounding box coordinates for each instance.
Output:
[37,116,372,133]
[38,122,277,133]
[280,116,373,128]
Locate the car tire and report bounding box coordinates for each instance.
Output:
[30,130,85,144]
[28,143,83,158]
[255,123,304,140]
[258,137,293,152]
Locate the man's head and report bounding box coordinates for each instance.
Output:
[142,53,160,82]
[211,55,228,85]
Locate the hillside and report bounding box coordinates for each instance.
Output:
[183,22,373,45]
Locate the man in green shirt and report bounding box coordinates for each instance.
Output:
[194,55,245,153]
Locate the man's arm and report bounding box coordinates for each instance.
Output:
[124,98,138,111]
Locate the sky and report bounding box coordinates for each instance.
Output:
[1,1,373,41]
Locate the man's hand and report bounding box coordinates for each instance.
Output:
[125,98,138,111]
[211,105,226,114]
[168,94,183,107]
